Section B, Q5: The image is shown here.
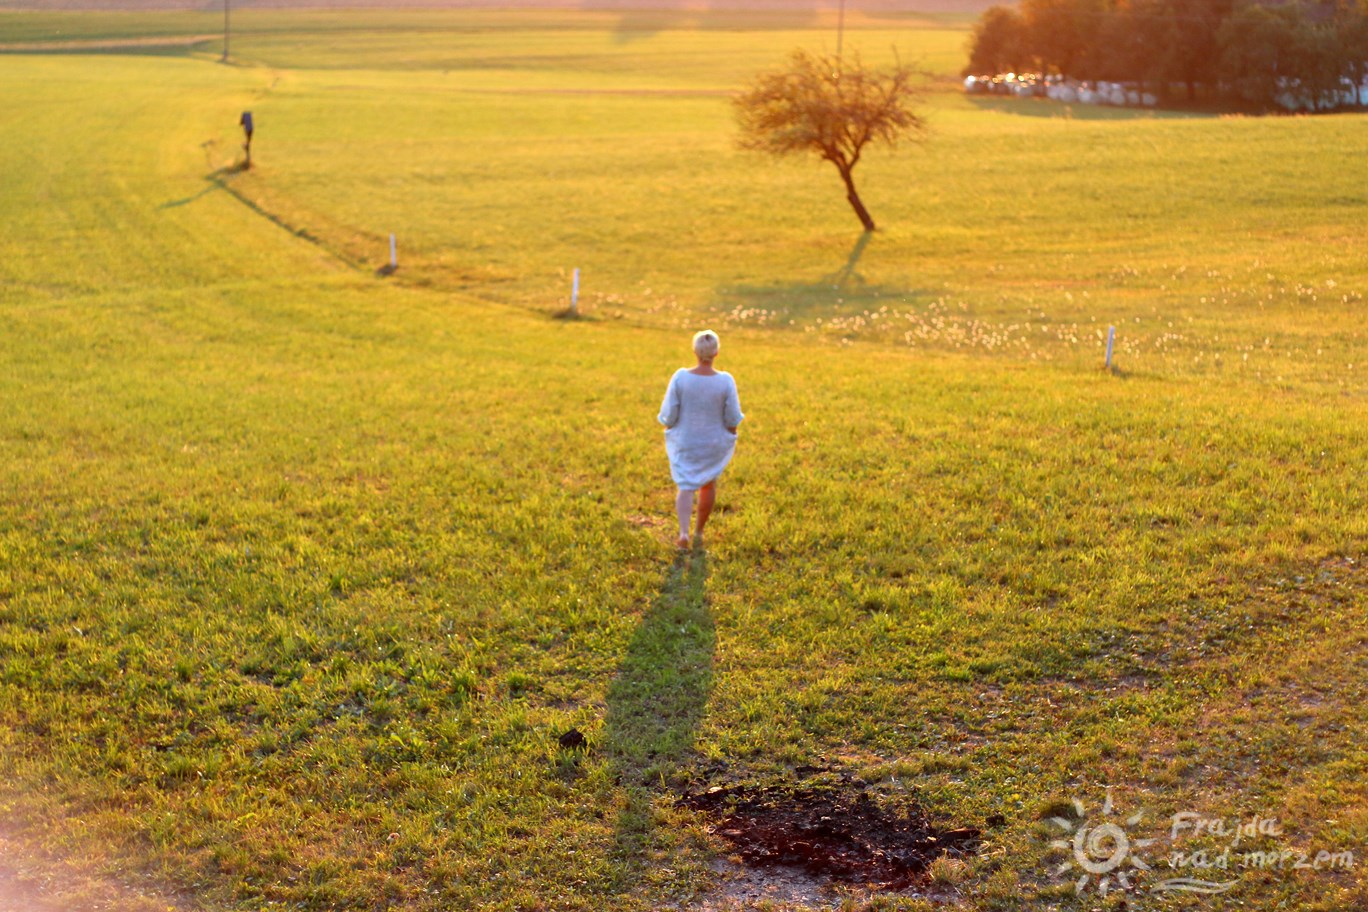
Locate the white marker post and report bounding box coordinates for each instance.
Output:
[571,268,580,315]
[1105,325,1116,371]
[389,234,397,270]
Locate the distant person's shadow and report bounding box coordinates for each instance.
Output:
[604,550,714,859]
[158,183,217,210]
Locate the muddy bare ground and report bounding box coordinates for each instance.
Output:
[679,777,981,894]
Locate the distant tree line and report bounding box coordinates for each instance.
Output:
[965,1,1368,109]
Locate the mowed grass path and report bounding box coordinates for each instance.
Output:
[0,13,1365,912]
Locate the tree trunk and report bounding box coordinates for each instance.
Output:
[835,163,876,232]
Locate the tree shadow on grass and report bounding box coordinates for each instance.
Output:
[967,95,1214,120]
[826,230,872,290]
[718,231,934,321]
[605,549,713,863]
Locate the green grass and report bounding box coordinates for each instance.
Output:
[202,17,1367,392]
[0,10,1365,912]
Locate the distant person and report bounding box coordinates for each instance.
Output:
[239,110,254,164]
[658,330,744,549]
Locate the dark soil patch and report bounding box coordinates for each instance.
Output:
[678,781,980,890]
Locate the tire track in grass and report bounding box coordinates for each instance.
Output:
[0,35,217,53]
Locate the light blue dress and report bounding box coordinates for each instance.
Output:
[658,369,745,491]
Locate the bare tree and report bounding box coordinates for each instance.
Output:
[734,49,926,232]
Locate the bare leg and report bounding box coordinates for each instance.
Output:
[674,489,694,547]
[695,481,717,541]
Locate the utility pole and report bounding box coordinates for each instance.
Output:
[221,0,229,63]
[836,0,845,63]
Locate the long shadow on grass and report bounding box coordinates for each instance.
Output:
[719,231,932,321]
[604,549,713,861]
[967,96,1213,120]
[204,166,357,268]
[159,182,218,210]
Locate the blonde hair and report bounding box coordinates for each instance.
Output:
[692,329,720,360]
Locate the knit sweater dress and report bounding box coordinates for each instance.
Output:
[657,369,745,491]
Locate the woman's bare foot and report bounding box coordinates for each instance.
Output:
[675,533,690,549]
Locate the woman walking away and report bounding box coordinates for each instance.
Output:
[658,330,744,549]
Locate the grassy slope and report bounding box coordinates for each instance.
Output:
[195,12,1368,392]
[0,12,1365,912]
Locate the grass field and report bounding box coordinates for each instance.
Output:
[0,7,1365,912]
